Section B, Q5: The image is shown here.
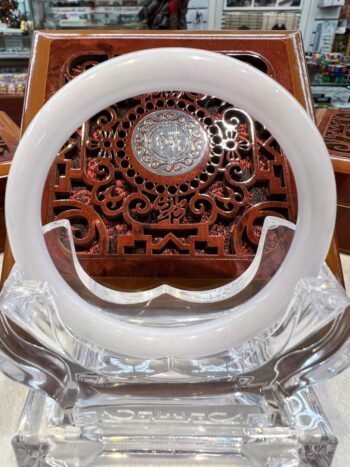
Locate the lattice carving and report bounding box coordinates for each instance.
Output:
[322,111,350,157]
[43,53,296,269]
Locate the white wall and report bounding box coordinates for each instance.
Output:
[187,0,209,30]
[299,0,342,52]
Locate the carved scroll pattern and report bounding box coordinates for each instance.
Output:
[44,55,296,259]
[323,112,350,157]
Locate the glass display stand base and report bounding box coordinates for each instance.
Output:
[3,224,347,467]
[12,385,337,467]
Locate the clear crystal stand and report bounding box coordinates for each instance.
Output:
[0,219,348,466]
[12,386,338,466]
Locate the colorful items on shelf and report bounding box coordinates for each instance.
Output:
[310,52,350,85]
[311,52,343,64]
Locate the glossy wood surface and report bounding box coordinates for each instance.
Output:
[316,108,350,174]
[316,109,350,255]
[0,95,24,128]
[0,112,19,252]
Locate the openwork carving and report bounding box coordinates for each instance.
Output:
[322,111,350,157]
[42,53,297,278]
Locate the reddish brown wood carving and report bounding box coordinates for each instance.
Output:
[42,51,296,280]
[319,111,350,159]
[316,109,350,255]
[0,111,20,251]
[4,31,343,285]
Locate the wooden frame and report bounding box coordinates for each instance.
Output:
[0,111,20,251]
[317,108,350,255]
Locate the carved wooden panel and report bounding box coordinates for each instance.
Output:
[316,109,350,254]
[0,111,20,251]
[6,31,329,283]
[317,110,350,161]
[42,51,296,280]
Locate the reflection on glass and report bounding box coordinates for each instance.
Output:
[223,11,300,30]
[254,0,277,6]
[226,0,301,6]
[277,0,301,6]
[226,0,253,7]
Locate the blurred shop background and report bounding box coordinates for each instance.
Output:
[0,0,350,126]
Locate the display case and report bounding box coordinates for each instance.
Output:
[224,1,302,9]
[0,62,26,126]
[307,52,350,110]
[0,55,27,126]
[31,0,209,31]
[36,0,145,30]
[0,0,33,57]
[0,1,33,126]
[221,0,302,30]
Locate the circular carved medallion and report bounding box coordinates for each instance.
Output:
[131,110,207,176]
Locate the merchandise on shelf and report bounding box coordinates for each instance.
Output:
[222,10,300,29]
[225,0,301,8]
[0,73,26,95]
[0,0,32,55]
[222,0,302,30]
[309,52,350,85]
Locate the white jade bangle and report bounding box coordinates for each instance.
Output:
[5,48,336,359]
